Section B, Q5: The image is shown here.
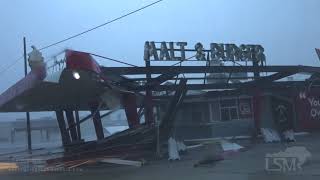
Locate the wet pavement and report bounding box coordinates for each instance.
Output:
[1,133,320,180]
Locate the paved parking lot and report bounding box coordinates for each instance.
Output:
[1,133,320,180]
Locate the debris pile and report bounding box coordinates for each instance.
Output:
[0,163,18,171]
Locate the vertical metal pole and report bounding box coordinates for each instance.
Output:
[236,98,239,120]
[23,37,32,153]
[75,110,81,140]
[65,110,78,141]
[219,97,222,121]
[122,93,139,128]
[252,49,260,80]
[90,107,104,140]
[208,103,213,122]
[145,60,154,125]
[155,105,160,157]
[55,110,71,147]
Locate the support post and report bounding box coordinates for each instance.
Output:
[155,105,161,157]
[65,110,78,141]
[75,110,81,140]
[252,48,260,80]
[90,106,104,140]
[23,37,32,153]
[122,93,139,128]
[145,60,154,125]
[252,90,262,139]
[55,110,71,146]
[159,79,187,140]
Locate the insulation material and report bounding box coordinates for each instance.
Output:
[220,140,243,152]
[177,141,187,152]
[101,90,121,110]
[283,129,295,142]
[168,137,180,160]
[261,128,281,142]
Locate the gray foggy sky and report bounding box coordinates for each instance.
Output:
[0,0,319,120]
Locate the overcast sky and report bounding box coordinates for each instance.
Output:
[0,0,319,120]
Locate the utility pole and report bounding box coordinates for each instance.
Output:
[145,60,154,125]
[23,37,32,153]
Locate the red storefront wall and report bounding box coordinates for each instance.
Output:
[296,89,320,131]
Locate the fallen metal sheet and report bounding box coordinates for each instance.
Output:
[186,144,204,150]
[184,136,252,144]
[46,80,187,165]
[46,126,155,164]
[185,131,310,145]
[220,140,244,152]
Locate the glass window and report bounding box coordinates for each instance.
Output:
[220,99,237,108]
[192,111,202,123]
[221,108,230,121]
[230,108,239,120]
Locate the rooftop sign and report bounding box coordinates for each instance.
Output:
[144,41,266,64]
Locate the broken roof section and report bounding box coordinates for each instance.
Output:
[0,50,107,112]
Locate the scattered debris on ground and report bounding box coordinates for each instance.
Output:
[193,154,224,168]
[0,163,18,171]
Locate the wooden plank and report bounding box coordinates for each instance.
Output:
[186,144,204,150]
[99,158,143,167]
[68,160,93,169]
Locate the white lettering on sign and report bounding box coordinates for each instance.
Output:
[144,41,266,64]
[307,97,320,119]
[308,97,320,107]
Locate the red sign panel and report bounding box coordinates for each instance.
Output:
[296,90,320,131]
